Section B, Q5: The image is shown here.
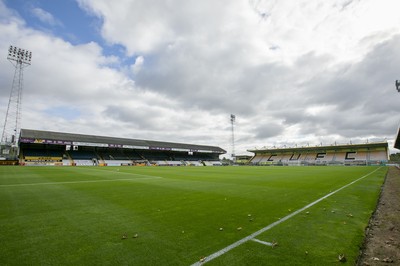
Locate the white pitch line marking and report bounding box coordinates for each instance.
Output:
[191,167,383,266]
[251,238,273,246]
[0,176,161,187]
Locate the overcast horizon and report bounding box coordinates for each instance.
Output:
[1,0,400,156]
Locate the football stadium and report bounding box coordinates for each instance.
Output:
[0,49,397,264]
[0,128,390,167]
[0,7,400,266]
[0,125,397,265]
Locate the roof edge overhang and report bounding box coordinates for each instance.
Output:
[19,129,226,154]
[247,142,389,154]
[394,128,400,150]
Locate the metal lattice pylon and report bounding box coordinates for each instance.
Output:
[1,45,32,158]
[230,114,235,160]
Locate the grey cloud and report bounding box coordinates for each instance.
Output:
[133,33,400,146]
[254,123,285,139]
[103,104,164,130]
[267,35,400,140]
[2,0,400,155]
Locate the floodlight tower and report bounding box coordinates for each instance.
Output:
[230,114,236,161]
[1,45,32,159]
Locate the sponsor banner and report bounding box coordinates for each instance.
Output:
[20,138,224,153]
[122,145,149,150]
[19,138,34,143]
[25,156,62,160]
[197,150,213,153]
[20,138,73,145]
[171,148,190,152]
[108,144,123,148]
[150,146,172,151]
[73,142,108,147]
[169,148,223,154]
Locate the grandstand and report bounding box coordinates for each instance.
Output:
[248,142,389,166]
[234,155,252,165]
[18,129,225,166]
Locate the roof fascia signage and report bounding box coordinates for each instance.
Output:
[20,138,72,145]
[20,137,223,153]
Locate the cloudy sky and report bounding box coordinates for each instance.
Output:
[1,0,400,156]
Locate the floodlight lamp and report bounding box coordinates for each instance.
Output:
[396,80,400,92]
[7,45,32,65]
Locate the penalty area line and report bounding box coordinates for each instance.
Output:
[251,238,273,246]
[191,167,383,265]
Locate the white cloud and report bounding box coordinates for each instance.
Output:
[131,55,144,74]
[31,7,63,27]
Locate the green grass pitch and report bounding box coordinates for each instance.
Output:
[0,166,387,265]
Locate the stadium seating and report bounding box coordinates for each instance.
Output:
[151,160,184,166]
[103,160,133,166]
[18,129,226,167]
[74,160,96,166]
[249,143,389,166]
[21,148,64,166]
[68,150,98,160]
[185,161,204,166]
[203,161,223,166]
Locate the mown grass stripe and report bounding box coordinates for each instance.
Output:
[191,167,382,265]
[73,166,165,179]
[0,176,162,187]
